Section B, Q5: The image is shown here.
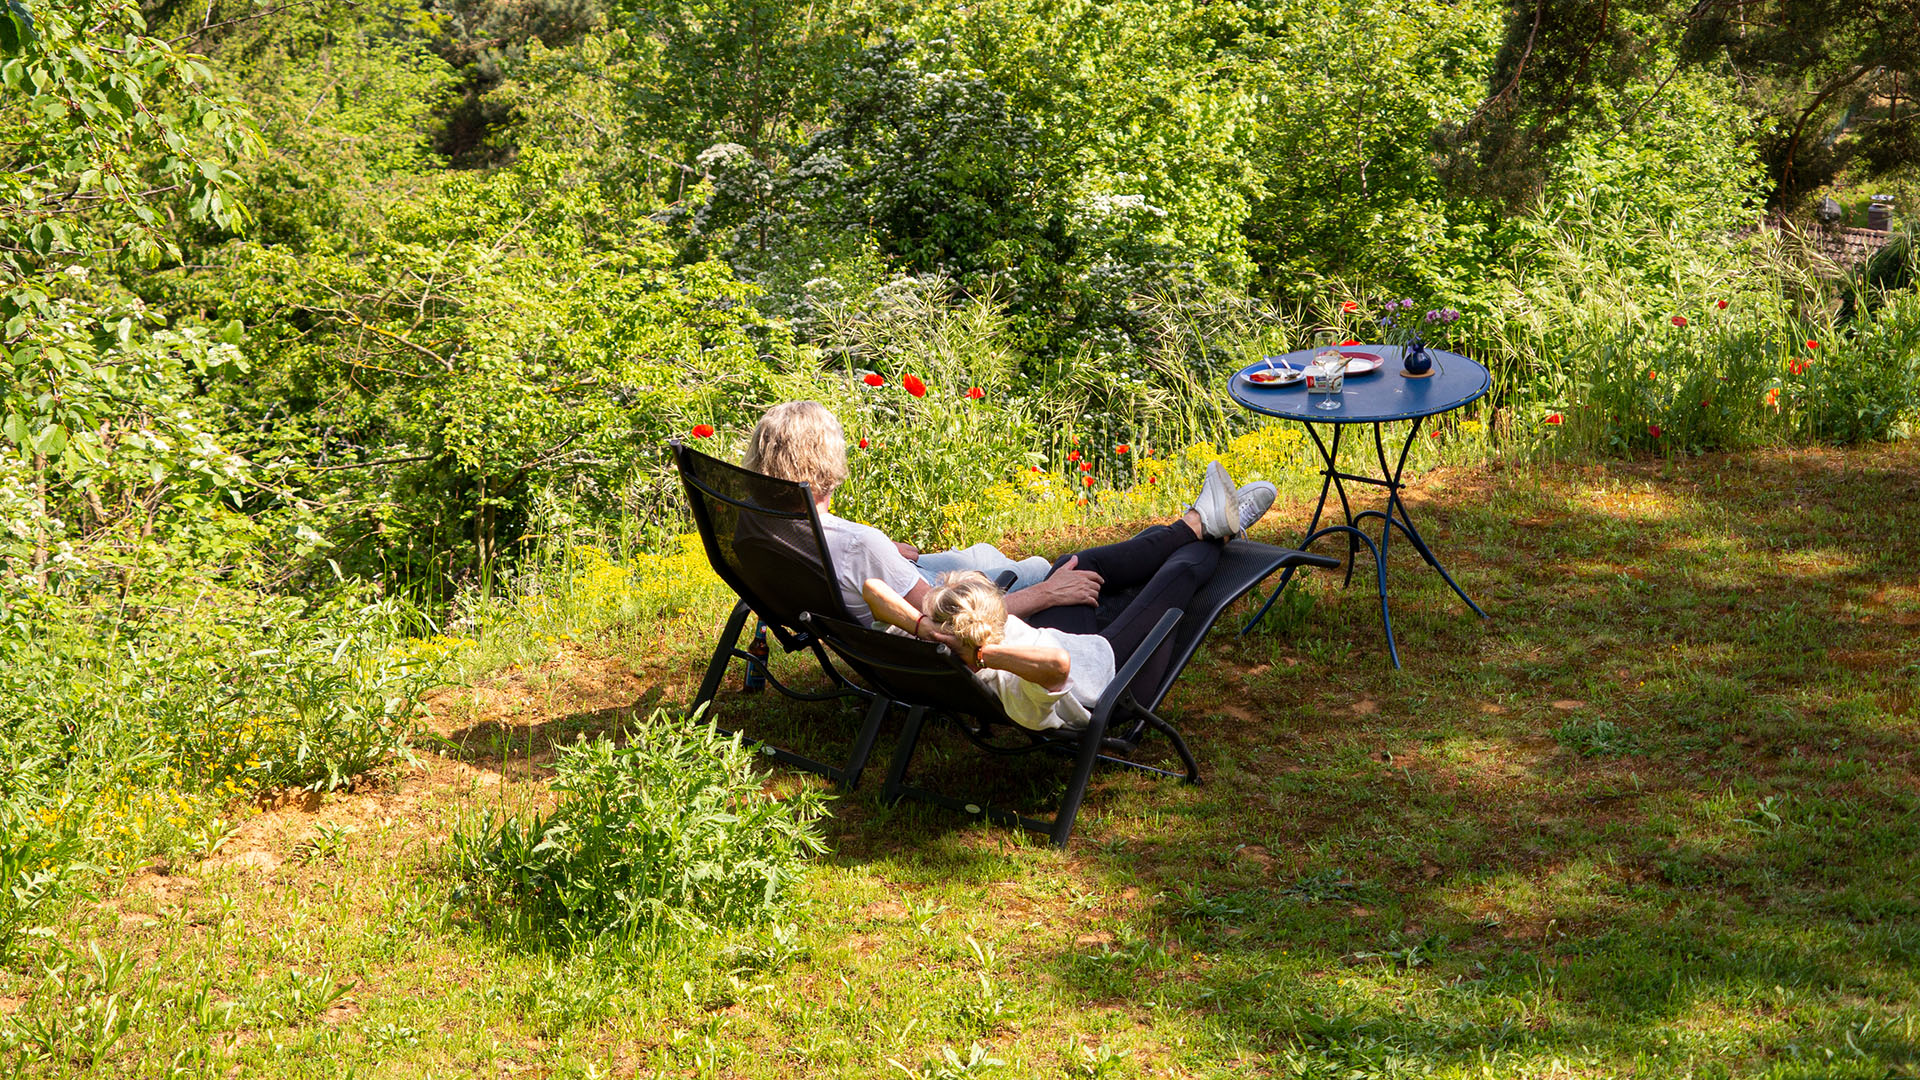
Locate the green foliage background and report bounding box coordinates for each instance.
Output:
[0,0,1916,967]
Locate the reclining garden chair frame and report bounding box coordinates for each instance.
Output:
[805,539,1340,847]
[803,608,1187,849]
[671,440,885,789]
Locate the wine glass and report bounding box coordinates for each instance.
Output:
[1312,331,1347,411]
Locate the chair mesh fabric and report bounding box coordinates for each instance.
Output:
[804,614,1015,728]
[675,443,854,650]
[1135,539,1335,712]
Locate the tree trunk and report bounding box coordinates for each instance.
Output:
[476,475,493,585]
[30,452,47,587]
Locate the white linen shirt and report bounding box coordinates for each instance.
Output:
[973,615,1116,732]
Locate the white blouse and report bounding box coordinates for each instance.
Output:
[972,615,1116,732]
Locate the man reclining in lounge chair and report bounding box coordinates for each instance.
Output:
[742,401,1278,628]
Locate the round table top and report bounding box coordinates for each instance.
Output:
[1226,346,1490,424]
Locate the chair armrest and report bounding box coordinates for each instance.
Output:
[1086,607,1181,728]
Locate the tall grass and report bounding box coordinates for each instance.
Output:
[0,580,439,958]
[1477,196,1920,453]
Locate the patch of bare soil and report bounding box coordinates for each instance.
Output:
[426,643,678,769]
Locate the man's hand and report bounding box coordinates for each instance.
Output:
[1004,555,1102,617]
[894,541,922,562]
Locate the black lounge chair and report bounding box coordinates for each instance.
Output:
[803,539,1339,847]
[671,440,885,789]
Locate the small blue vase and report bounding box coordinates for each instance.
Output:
[1402,339,1433,376]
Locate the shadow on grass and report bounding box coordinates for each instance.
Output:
[453,444,1920,1073]
[798,443,1920,1073]
[1036,445,1920,1073]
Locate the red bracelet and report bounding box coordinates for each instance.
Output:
[914,614,928,639]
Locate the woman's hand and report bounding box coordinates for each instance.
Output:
[924,625,980,668]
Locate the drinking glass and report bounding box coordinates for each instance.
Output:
[1311,332,1347,411]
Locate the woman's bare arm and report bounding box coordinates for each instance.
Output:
[975,641,1071,692]
[861,578,1070,691]
[861,577,924,633]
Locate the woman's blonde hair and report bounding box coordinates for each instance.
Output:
[925,571,1008,650]
[743,401,849,499]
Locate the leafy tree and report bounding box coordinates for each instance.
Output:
[623,0,854,164]
[159,0,460,249]
[1214,0,1505,299]
[1,0,257,586]
[1688,0,1920,206]
[195,152,784,588]
[1441,0,1920,210]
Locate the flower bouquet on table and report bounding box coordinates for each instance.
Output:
[1374,298,1461,379]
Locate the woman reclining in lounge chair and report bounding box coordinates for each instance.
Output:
[859,460,1277,732]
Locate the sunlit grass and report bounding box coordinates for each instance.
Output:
[3,442,1919,1078]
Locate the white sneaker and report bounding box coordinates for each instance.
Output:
[1233,481,1278,537]
[1189,461,1238,540]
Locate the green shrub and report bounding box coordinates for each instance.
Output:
[449,715,829,951]
[0,575,438,952]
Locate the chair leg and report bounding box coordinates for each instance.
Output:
[1145,712,1203,784]
[694,600,752,714]
[1050,724,1108,849]
[881,705,928,805]
[838,695,892,792]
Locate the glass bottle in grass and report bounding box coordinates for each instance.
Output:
[743,622,769,691]
[1308,331,1348,411]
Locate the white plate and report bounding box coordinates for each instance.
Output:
[1336,350,1383,375]
[1245,366,1305,387]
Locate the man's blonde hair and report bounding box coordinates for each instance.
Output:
[925,571,1008,650]
[743,401,849,499]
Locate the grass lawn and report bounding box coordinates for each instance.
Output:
[6,442,1918,1079]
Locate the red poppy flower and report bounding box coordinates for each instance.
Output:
[965,386,984,399]
[1649,424,1663,438]
[1142,447,1153,456]
[1147,476,1157,485]
[691,424,715,438]
[1341,301,1359,313]
[1648,369,1659,381]
[1716,299,1728,309]
[863,373,884,387]
[1067,451,1080,462]
[1030,465,1040,472]
[1671,315,1687,327]
[1546,413,1563,425]
[1806,339,1819,349]
[857,437,869,449]
[1339,339,1360,346]
[1115,444,1130,454]
[1788,358,1809,376]
[1079,462,1092,472]
[1429,430,1442,439]
[1082,475,1094,487]
[1765,387,1781,406]
[1077,498,1088,506]
[902,374,926,398]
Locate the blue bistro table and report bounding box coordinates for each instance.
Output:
[1227,345,1490,667]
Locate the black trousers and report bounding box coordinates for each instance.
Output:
[1027,523,1221,702]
